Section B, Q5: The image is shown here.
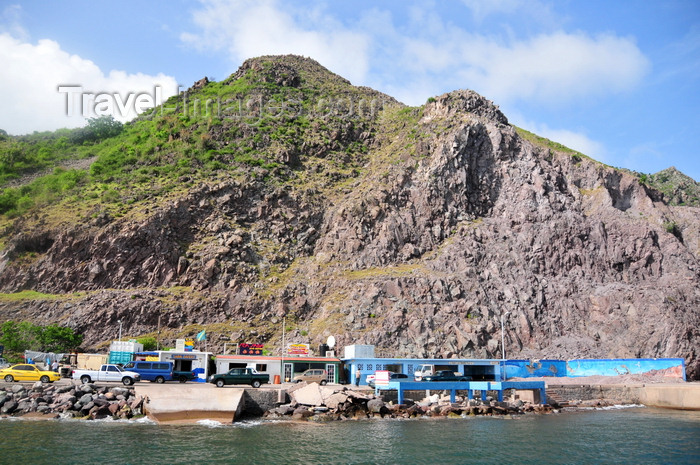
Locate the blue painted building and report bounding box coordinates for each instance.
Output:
[342,356,505,385]
[341,345,687,385]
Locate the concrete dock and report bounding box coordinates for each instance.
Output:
[545,382,700,410]
[134,383,245,423]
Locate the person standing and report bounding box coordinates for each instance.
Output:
[51,359,59,372]
[355,368,361,387]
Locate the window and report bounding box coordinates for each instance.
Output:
[255,364,267,372]
[136,363,150,369]
[108,366,119,372]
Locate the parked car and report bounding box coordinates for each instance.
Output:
[72,364,141,386]
[173,369,197,383]
[1,364,61,383]
[292,369,328,385]
[0,357,9,369]
[422,370,471,382]
[368,372,408,388]
[122,361,174,383]
[209,368,269,388]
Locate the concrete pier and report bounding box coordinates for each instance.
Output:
[135,383,245,424]
[546,383,700,410]
[639,384,700,410]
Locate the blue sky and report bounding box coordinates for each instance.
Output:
[1,0,698,179]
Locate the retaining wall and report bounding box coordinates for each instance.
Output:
[547,383,700,410]
[506,358,685,380]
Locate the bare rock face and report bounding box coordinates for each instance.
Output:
[0,57,697,379]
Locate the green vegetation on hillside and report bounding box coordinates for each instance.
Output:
[0,320,83,355]
[513,126,592,164]
[0,56,397,224]
[0,55,695,232]
[641,167,699,207]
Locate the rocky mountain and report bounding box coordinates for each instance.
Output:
[0,55,698,379]
[644,167,700,207]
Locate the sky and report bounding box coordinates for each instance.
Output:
[0,0,698,180]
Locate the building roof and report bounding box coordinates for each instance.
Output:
[216,354,341,363]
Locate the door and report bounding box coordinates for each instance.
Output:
[283,363,293,382]
[15,365,33,381]
[326,364,335,384]
[103,365,122,382]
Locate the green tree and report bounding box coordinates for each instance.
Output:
[0,321,40,352]
[0,320,82,353]
[136,336,157,351]
[36,324,83,352]
[69,115,123,144]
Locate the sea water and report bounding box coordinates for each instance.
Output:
[0,407,698,464]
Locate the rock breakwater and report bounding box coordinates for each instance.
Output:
[0,382,146,420]
[265,383,554,421]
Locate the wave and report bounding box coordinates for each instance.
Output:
[596,404,646,410]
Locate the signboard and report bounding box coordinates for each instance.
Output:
[287,343,310,356]
[375,370,390,386]
[184,339,194,352]
[172,354,198,360]
[239,343,263,356]
[0,344,4,355]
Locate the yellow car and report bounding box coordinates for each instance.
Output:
[0,364,61,383]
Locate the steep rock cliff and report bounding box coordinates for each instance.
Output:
[0,56,697,378]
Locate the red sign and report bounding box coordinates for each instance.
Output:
[239,343,263,356]
[287,343,310,356]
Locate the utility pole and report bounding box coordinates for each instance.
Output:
[281,316,286,382]
[500,312,511,380]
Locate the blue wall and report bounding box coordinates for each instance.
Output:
[506,358,686,381]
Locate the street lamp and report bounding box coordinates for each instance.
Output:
[500,311,511,381]
[281,316,286,382]
[500,312,510,360]
[117,319,122,342]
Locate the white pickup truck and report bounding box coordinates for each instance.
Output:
[72,364,141,386]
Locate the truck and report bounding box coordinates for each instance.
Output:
[76,353,109,370]
[72,364,141,386]
[209,367,269,388]
[413,362,499,381]
[413,363,464,381]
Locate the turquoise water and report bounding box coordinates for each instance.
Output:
[0,407,698,464]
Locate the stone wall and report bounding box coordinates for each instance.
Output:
[243,389,283,417]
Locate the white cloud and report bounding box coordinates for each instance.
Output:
[181,0,370,84]
[0,4,27,41]
[461,0,525,20]
[537,126,606,160]
[514,116,607,160]
[181,2,649,109]
[471,32,651,104]
[374,22,649,106]
[0,33,178,135]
